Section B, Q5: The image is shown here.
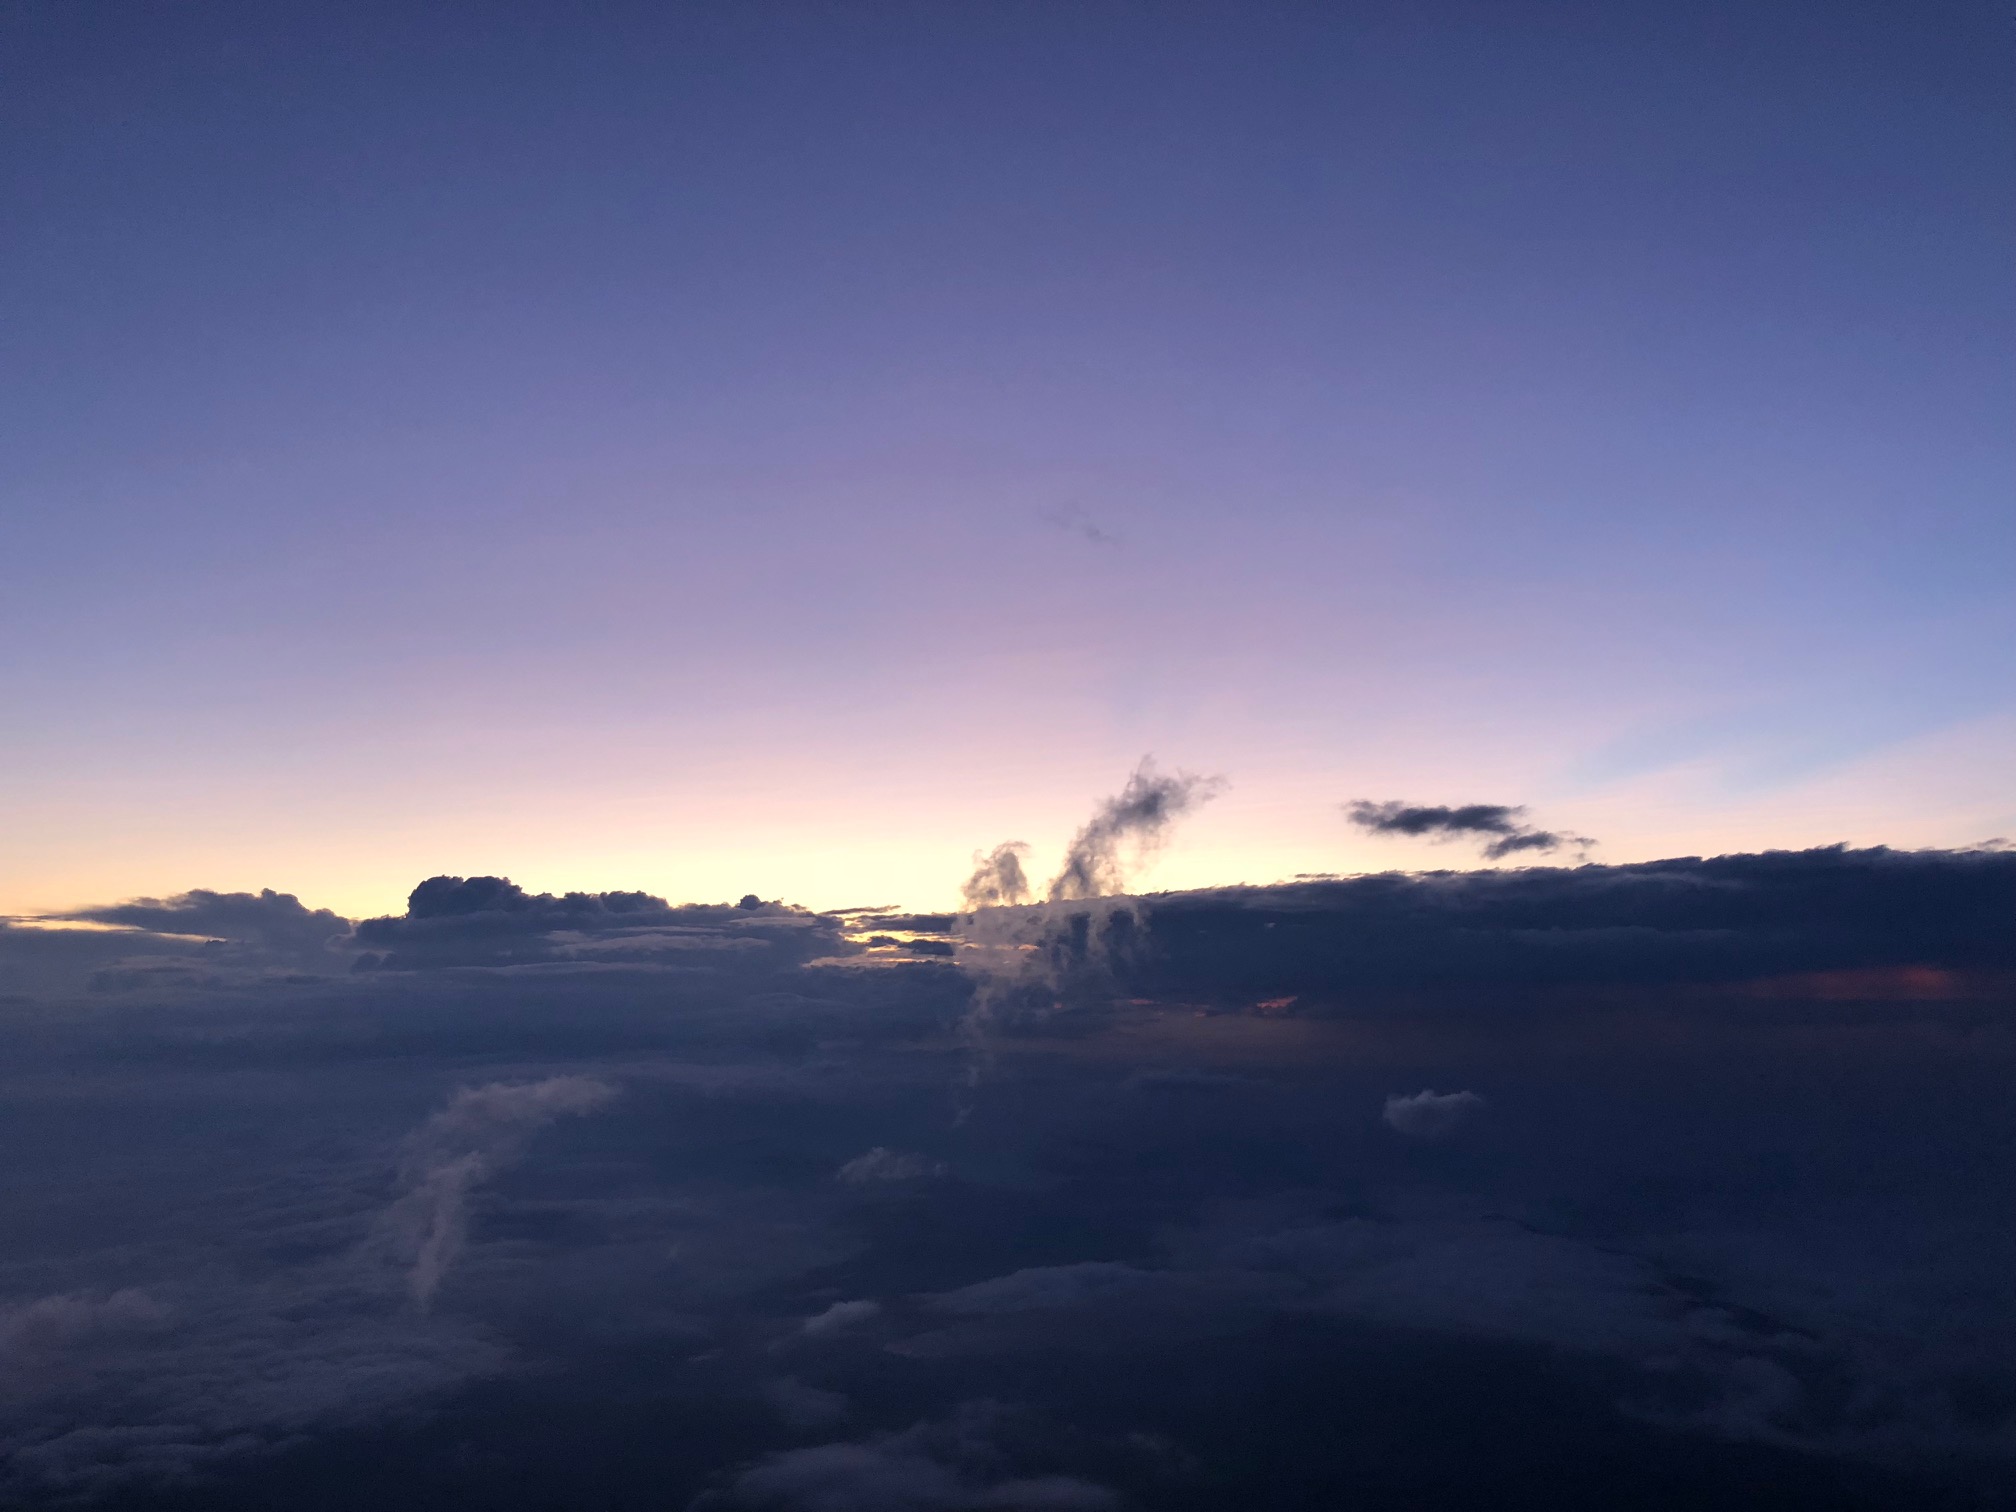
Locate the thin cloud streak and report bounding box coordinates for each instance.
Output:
[1346,800,1595,862]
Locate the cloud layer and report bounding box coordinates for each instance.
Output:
[0,847,2009,1510]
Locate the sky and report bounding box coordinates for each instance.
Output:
[4,0,2012,917]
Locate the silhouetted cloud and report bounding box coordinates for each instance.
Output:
[353,876,846,971]
[1345,800,1594,861]
[1118,845,2016,1001]
[57,889,353,959]
[961,845,1031,909]
[1048,760,1223,902]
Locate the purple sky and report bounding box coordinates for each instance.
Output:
[4,0,2011,915]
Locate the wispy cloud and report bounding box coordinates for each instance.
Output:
[1345,800,1594,861]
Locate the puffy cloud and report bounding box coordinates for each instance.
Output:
[351,876,848,972]
[961,844,1033,910]
[1382,1089,1484,1139]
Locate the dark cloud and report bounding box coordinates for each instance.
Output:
[57,890,353,960]
[1048,761,1223,902]
[352,876,848,972]
[1346,800,1595,861]
[961,845,1031,910]
[1,846,2011,1512]
[1114,844,2016,1002]
[694,1404,1120,1511]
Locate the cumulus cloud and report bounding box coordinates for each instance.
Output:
[376,1076,619,1307]
[961,844,1032,910]
[1382,1089,1485,1139]
[1346,800,1594,861]
[349,875,847,972]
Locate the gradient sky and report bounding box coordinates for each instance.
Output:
[4,0,2011,917]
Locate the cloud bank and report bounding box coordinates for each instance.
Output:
[0,844,2008,1511]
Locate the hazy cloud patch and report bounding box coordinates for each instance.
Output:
[374,1076,620,1307]
[801,1300,882,1337]
[1382,1089,1485,1139]
[696,1404,1120,1511]
[837,1148,946,1185]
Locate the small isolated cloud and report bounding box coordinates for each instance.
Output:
[836,1148,945,1185]
[375,1076,619,1306]
[961,844,1032,910]
[1382,1089,1485,1139]
[1038,503,1120,546]
[801,1300,881,1337]
[1345,800,1594,862]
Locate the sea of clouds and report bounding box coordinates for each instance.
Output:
[1,833,2011,1510]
